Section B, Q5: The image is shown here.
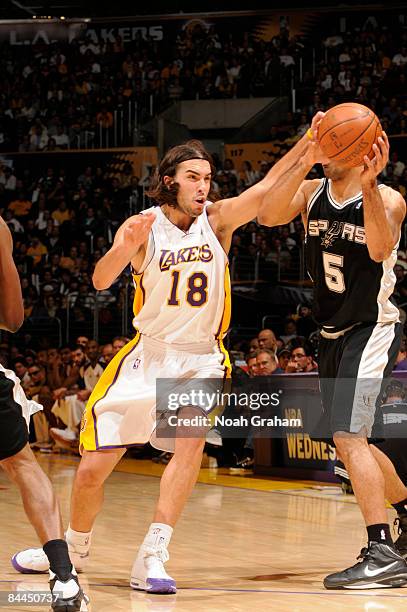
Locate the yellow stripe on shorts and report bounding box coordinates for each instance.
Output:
[80,331,141,451]
[216,263,232,341]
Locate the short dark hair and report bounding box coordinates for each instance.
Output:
[147,139,218,206]
[12,358,27,368]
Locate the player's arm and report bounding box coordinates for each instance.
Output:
[257,118,329,226]
[209,112,326,231]
[92,212,155,290]
[361,134,406,262]
[0,217,24,332]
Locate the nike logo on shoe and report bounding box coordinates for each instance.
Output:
[364,561,399,577]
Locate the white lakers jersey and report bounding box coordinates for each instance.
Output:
[132,204,231,344]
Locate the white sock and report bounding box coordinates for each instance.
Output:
[142,523,173,549]
[65,525,92,550]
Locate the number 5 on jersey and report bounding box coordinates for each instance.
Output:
[168,270,208,307]
[322,252,345,293]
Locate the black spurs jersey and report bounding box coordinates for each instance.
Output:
[305,178,399,329]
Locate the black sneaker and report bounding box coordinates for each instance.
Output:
[324,542,407,589]
[50,569,89,611]
[394,515,407,559]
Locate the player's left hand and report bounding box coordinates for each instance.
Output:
[360,132,389,184]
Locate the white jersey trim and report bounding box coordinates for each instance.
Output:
[377,239,400,324]
[202,203,228,263]
[306,179,325,216]
[327,180,386,210]
[132,206,158,274]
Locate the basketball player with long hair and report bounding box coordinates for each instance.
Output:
[14,116,328,593]
[258,126,407,588]
[0,217,88,611]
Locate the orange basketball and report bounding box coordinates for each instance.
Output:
[318,103,382,168]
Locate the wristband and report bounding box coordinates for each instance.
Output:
[306,128,314,140]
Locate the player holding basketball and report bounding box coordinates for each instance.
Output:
[14,126,326,593]
[0,217,88,610]
[258,123,407,588]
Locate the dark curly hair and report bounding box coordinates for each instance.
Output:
[147,139,219,206]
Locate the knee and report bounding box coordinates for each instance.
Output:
[333,433,368,462]
[1,455,19,480]
[0,447,33,481]
[75,465,105,490]
[174,437,205,462]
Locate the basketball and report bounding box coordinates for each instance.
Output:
[318,103,382,168]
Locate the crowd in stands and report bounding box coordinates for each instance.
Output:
[0,13,406,151]
[0,158,142,346]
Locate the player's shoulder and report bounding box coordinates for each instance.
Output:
[139,205,159,216]
[379,184,405,201]
[204,199,222,219]
[301,178,324,201]
[379,185,406,213]
[122,206,159,226]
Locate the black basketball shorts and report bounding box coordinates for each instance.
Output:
[0,367,33,460]
[317,321,402,438]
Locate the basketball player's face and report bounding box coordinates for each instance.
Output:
[322,161,353,181]
[172,159,212,217]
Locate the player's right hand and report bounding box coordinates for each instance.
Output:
[118,212,156,257]
[305,111,330,165]
[0,216,13,252]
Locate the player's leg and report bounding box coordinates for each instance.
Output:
[154,433,206,525]
[13,448,125,576]
[324,323,407,589]
[372,440,407,558]
[70,448,126,531]
[335,431,388,521]
[131,406,207,593]
[2,444,63,544]
[370,443,407,508]
[1,446,88,610]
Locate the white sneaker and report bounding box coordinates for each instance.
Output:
[50,428,77,441]
[49,567,89,611]
[11,540,89,574]
[130,545,176,594]
[12,548,49,574]
[50,428,79,452]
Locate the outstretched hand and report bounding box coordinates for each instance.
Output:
[360,132,389,185]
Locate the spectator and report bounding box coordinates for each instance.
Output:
[101,343,113,365]
[277,348,291,371]
[112,336,127,355]
[258,328,277,352]
[280,318,298,344]
[256,349,281,376]
[285,344,318,373]
[13,358,32,391]
[246,352,259,377]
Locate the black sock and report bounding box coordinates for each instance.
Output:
[392,499,407,516]
[366,523,393,546]
[43,539,72,581]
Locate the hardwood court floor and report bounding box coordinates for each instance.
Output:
[1,454,407,611]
